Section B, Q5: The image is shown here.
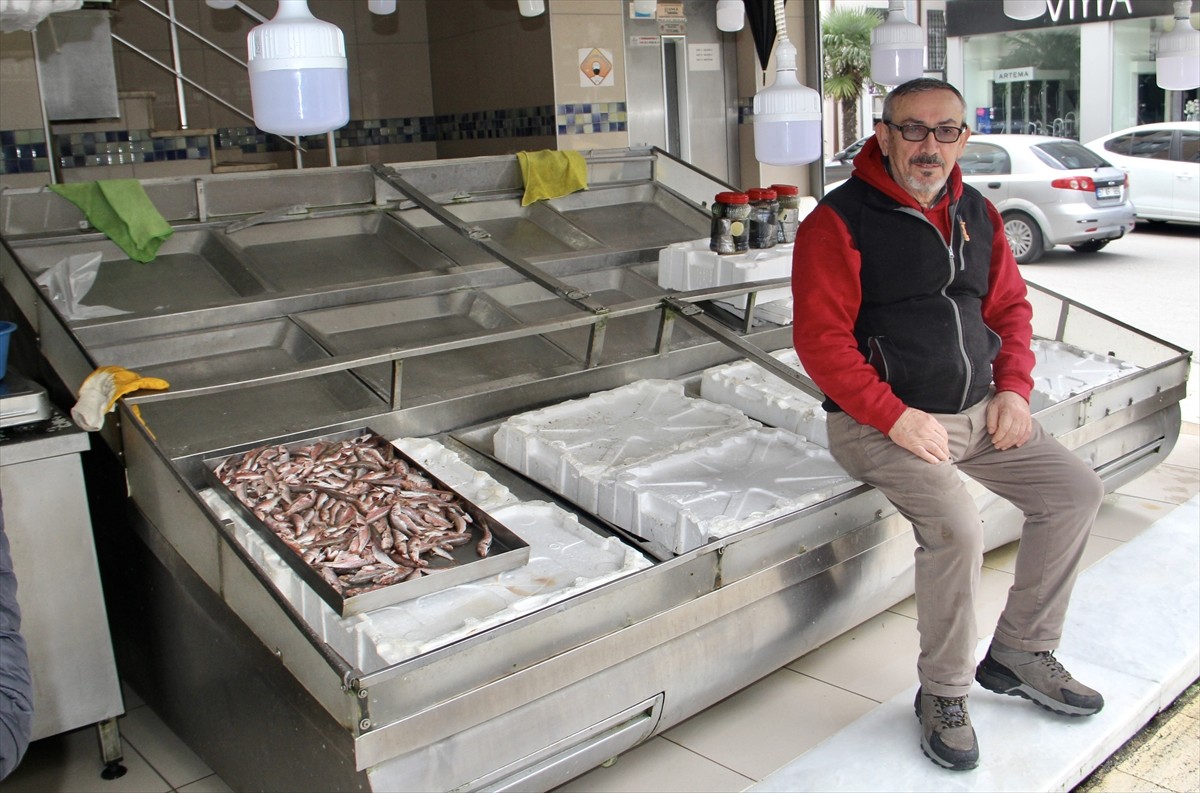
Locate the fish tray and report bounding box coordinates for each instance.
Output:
[205,428,530,616]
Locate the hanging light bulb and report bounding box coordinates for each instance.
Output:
[247,0,349,137]
[716,0,743,32]
[871,0,924,86]
[752,0,822,166]
[1002,0,1045,20]
[518,0,545,16]
[1157,0,1200,90]
[633,0,657,17]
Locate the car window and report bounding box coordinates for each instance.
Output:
[1125,130,1173,160]
[959,143,1011,175]
[1178,131,1200,163]
[837,137,868,160]
[1031,141,1110,170]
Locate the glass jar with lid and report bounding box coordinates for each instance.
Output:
[770,183,800,244]
[710,191,751,254]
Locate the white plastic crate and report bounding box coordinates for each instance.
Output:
[715,296,794,325]
[657,238,792,309]
[493,379,759,513]
[605,427,855,555]
[1031,338,1139,406]
[700,348,828,447]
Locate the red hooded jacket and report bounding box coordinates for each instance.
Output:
[791,135,1035,435]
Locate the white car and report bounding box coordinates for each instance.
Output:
[1084,122,1200,225]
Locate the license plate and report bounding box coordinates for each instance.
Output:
[1096,186,1121,199]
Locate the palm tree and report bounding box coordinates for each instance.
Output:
[821,6,880,151]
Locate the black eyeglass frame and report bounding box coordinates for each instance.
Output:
[881,121,968,143]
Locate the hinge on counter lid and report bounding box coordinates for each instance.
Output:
[194,179,207,223]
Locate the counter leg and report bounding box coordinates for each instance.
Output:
[96,717,127,779]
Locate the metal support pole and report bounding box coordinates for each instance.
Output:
[29,31,60,185]
[167,0,189,129]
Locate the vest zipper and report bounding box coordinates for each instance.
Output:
[896,204,974,411]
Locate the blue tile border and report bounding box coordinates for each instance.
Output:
[0,102,628,175]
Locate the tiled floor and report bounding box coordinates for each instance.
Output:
[2,427,1197,793]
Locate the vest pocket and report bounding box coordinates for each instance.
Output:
[867,336,893,383]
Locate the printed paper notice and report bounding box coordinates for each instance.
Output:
[689,43,720,71]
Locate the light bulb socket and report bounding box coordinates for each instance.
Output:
[1002,0,1045,20]
[1156,0,1200,89]
[248,0,347,74]
[716,0,743,31]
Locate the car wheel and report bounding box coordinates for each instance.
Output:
[1003,212,1044,264]
[1070,240,1109,253]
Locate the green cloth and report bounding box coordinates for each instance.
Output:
[516,150,588,207]
[49,180,173,262]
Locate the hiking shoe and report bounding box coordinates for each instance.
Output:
[914,687,979,771]
[975,643,1104,717]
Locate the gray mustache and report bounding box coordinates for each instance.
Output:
[911,156,944,167]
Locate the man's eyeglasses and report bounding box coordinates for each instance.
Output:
[883,121,967,143]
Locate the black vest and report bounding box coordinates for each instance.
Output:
[820,177,1001,415]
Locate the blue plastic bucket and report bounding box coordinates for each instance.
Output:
[0,321,16,380]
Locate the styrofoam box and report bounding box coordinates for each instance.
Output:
[605,427,856,555]
[393,436,519,512]
[700,348,828,447]
[200,439,651,671]
[1031,338,1139,405]
[493,379,759,513]
[715,296,794,325]
[361,500,651,665]
[657,238,792,309]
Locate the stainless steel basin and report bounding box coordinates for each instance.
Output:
[11,230,269,318]
[293,291,580,403]
[85,318,334,389]
[486,267,699,362]
[547,184,710,251]
[226,212,461,292]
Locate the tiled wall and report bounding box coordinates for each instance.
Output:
[0,99,624,179]
[0,0,636,185]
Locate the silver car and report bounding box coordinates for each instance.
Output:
[960,134,1137,264]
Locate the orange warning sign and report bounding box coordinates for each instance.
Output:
[580,47,613,86]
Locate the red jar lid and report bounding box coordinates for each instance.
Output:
[747,187,778,201]
[715,191,749,204]
[770,183,799,196]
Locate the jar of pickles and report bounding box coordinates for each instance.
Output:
[771,183,800,244]
[747,187,778,249]
[710,191,751,254]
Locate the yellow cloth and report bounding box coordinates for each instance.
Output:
[49,180,173,262]
[71,365,170,431]
[516,150,588,207]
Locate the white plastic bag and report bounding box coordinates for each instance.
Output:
[35,252,128,320]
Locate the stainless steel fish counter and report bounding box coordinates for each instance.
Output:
[0,147,1189,792]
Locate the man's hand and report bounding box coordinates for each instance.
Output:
[888,407,950,464]
[986,390,1032,450]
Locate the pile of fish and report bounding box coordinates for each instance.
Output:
[213,433,490,597]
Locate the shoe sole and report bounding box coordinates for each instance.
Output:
[975,664,1102,717]
[914,693,979,771]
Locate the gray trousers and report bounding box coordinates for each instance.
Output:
[827,392,1104,698]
